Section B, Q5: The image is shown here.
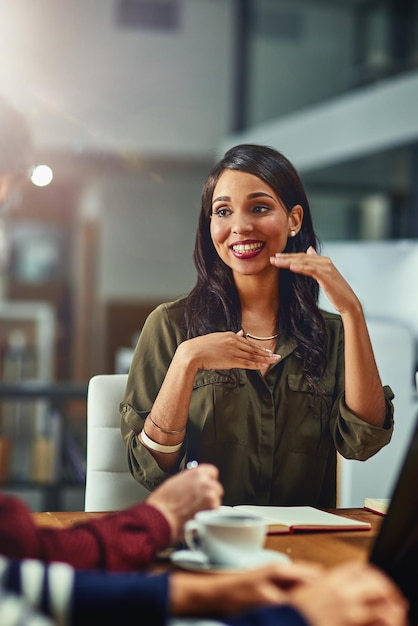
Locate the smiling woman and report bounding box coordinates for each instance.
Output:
[120,143,394,508]
[209,169,303,282]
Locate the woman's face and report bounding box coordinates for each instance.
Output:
[210,169,302,278]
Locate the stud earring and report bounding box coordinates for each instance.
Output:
[290,230,296,237]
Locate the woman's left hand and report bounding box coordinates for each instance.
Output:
[272,247,387,426]
[270,246,360,316]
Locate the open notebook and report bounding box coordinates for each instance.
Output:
[369,409,418,625]
[219,504,370,534]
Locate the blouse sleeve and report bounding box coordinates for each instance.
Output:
[120,302,188,491]
[335,386,394,460]
[327,312,395,460]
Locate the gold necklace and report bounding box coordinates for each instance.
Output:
[243,329,279,341]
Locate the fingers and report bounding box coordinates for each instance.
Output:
[289,562,409,626]
[188,463,225,507]
[196,331,281,370]
[270,249,333,278]
[171,562,409,625]
[269,248,341,290]
[270,249,358,314]
[234,332,281,365]
[239,349,281,369]
[177,463,224,506]
[267,561,324,588]
[205,562,324,613]
[146,464,224,542]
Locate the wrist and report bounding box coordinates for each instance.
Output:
[169,573,228,616]
[339,297,363,321]
[175,339,202,374]
[145,499,178,543]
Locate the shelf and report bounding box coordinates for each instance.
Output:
[0,381,88,511]
[0,381,88,400]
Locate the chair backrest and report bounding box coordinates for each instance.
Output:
[84,373,149,512]
[320,239,418,363]
[337,318,418,507]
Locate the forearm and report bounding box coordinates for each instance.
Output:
[39,503,171,571]
[169,568,296,617]
[169,572,261,616]
[140,341,199,472]
[4,557,169,626]
[341,303,386,427]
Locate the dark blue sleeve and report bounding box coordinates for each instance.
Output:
[2,557,169,626]
[224,605,310,626]
[2,557,309,626]
[72,570,169,626]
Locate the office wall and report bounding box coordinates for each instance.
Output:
[1,0,362,306]
[247,0,353,126]
[221,70,418,172]
[78,160,211,300]
[0,0,234,158]
[1,0,358,160]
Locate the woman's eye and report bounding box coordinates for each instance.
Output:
[253,205,270,214]
[213,207,231,218]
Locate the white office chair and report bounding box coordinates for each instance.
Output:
[337,318,417,507]
[84,373,149,512]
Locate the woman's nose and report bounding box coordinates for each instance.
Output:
[232,212,253,234]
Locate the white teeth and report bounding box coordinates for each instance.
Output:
[232,243,263,253]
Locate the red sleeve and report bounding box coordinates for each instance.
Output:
[0,493,171,571]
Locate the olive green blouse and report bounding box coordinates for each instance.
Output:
[120,297,394,507]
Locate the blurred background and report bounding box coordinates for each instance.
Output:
[1,0,418,510]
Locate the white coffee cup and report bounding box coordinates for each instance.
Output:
[184,509,267,567]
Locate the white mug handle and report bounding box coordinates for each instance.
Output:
[184,519,206,551]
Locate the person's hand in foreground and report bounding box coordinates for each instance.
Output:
[146,463,223,543]
[169,560,408,626]
[169,560,322,616]
[288,561,408,626]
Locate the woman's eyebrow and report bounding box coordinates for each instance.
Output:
[212,195,230,204]
[212,191,274,205]
[247,192,275,200]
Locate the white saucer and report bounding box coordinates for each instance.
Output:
[170,548,290,572]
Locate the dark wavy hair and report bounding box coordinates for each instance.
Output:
[185,143,327,393]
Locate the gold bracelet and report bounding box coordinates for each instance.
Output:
[149,414,186,435]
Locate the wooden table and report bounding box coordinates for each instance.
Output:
[33,508,384,569]
[265,508,383,568]
[33,510,105,528]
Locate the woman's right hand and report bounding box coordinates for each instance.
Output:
[176,329,281,372]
